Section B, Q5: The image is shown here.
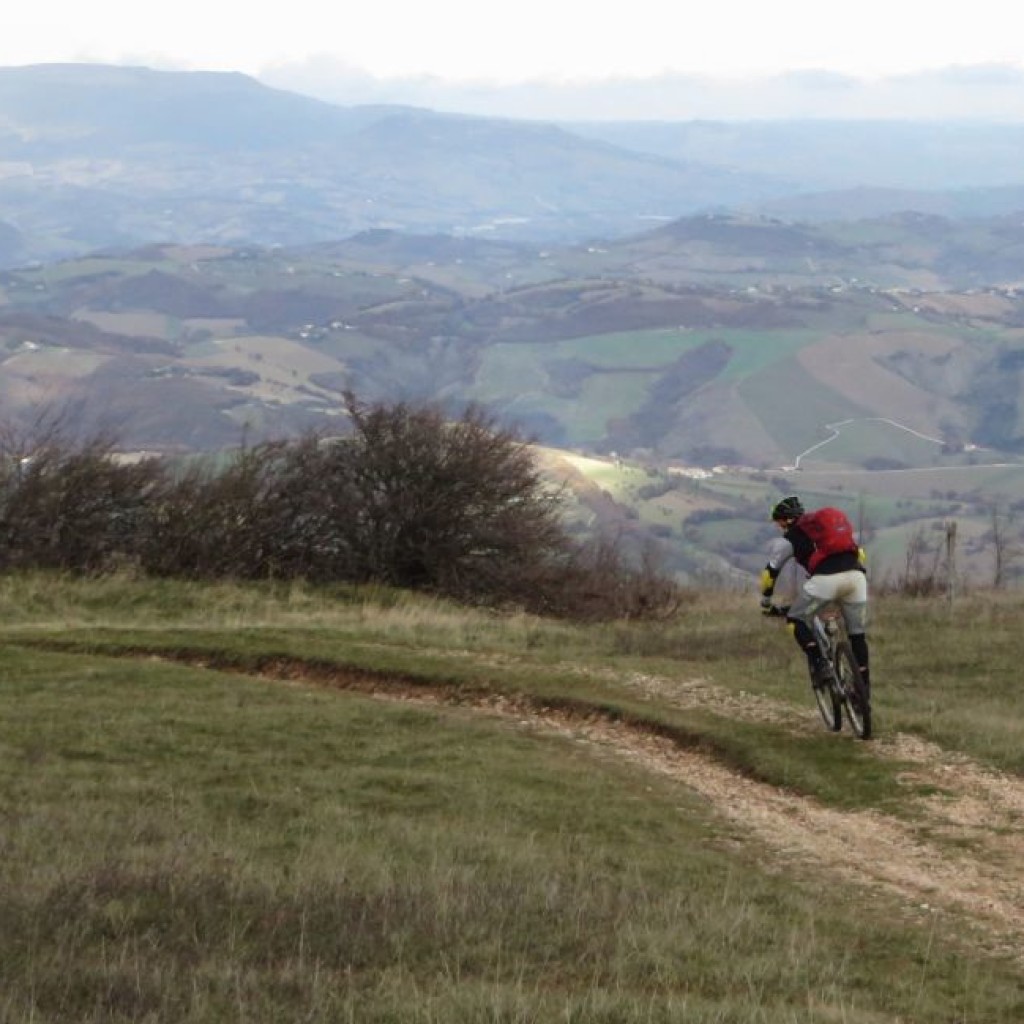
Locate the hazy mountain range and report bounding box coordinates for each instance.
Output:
[3,64,1024,269]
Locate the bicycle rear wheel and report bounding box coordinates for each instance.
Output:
[833,641,872,739]
[810,667,842,732]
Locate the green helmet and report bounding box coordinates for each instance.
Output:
[771,496,804,521]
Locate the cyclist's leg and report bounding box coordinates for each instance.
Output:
[850,634,870,698]
[838,571,870,696]
[787,579,832,676]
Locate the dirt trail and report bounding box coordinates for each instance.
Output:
[207,652,1024,964]
[539,713,1024,963]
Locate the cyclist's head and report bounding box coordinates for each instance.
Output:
[771,495,804,523]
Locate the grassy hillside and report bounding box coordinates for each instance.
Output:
[1,575,1023,1022]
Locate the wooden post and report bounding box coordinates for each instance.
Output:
[945,520,957,613]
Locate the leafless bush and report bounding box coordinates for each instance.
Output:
[139,434,364,582]
[531,533,688,621]
[138,442,290,579]
[986,501,1024,589]
[877,524,951,597]
[0,429,161,573]
[336,392,571,603]
[0,397,686,620]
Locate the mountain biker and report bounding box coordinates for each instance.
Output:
[759,496,870,702]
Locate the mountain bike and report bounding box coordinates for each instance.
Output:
[809,605,872,740]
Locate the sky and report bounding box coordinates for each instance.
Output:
[7,1,1024,120]
[7,0,1024,82]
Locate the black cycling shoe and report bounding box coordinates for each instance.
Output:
[810,661,832,690]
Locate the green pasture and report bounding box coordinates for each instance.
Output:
[737,356,867,459]
[567,458,653,496]
[784,462,1024,502]
[510,327,817,382]
[0,577,1023,1021]
[468,327,832,449]
[794,418,948,469]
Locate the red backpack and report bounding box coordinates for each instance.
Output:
[796,507,858,571]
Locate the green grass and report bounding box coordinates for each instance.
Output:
[737,356,868,458]
[0,575,1023,1021]
[796,419,947,468]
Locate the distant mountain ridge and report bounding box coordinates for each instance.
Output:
[0,64,793,267]
[4,64,1024,269]
[564,119,1024,192]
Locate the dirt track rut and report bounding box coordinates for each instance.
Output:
[205,652,1024,965]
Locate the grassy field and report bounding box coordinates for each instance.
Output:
[1,575,1023,1022]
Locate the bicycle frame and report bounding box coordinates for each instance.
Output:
[810,603,871,740]
[812,604,845,664]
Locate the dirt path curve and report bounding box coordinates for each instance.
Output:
[217,652,1024,965]
[540,714,1024,964]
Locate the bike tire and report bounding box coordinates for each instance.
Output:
[811,667,842,732]
[833,640,872,740]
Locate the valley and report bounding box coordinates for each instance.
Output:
[5,234,1021,587]
[3,64,1024,587]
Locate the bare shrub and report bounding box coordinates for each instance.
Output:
[0,397,686,621]
[986,501,1024,589]
[338,392,569,604]
[135,395,571,602]
[137,443,287,579]
[534,533,689,621]
[0,426,161,573]
[878,524,955,597]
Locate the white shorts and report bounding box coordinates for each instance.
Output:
[790,570,868,634]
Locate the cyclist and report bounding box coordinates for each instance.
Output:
[759,496,870,702]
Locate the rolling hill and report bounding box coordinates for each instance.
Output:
[2,233,1024,588]
[3,232,1023,461]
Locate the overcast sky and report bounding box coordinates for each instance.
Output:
[7,0,1024,119]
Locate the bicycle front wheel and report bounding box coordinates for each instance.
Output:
[833,641,872,739]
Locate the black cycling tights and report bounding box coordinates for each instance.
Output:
[850,632,870,683]
[791,620,870,688]
[791,618,815,652]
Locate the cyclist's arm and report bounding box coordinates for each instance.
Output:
[760,536,794,609]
